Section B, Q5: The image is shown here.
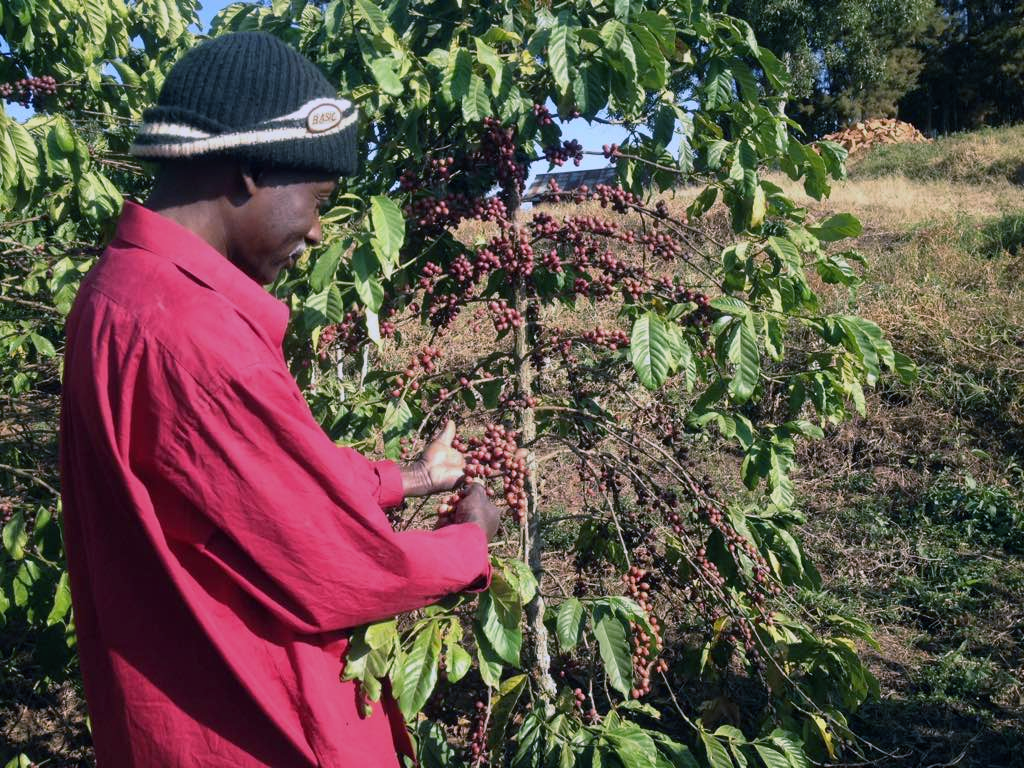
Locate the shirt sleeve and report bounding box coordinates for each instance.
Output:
[153,360,492,635]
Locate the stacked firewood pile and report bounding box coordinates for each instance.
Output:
[822,118,930,155]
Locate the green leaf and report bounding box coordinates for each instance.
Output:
[446,642,472,683]
[600,20,636,81]
[688,185,718,218]
[443,48,473,104]
[754,744,792,768]
[572,62,610,120]
[704,59,733,109]
[631,312,672,390]
[500,559,538,604]
[700,732,734,768]
[768,236,801,268]
[351,246,384,312]
[303,284,346,327]
[727,317,759,403]
[369,196,404,278]
[556,597,585,650]
[476,590,522,666]
[548,23,573,94]
[488,674,527,762]
[808,213,862,242]
[2,512,27,560]
[353,0,386,34]
[417,721,461,768]
[46,571,72,625]
[769,730,810,768]
[370,56,404,96]
[838,316,883,386]
[462,74,491,123]
[653,102,675,150]
[382,398,413,459]
[3,117,39,190]
[710,296,749,316]
[397,622,442,717]
[30,333,56,357]
[475,37,504,93]
[606,726,658,768]
[310,240,345,292]
[592,605,632,697]
[653,735,700,768]
[475,632,504,688]
[893,351,917,384]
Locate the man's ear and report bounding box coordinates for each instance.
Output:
[230,160,265,207]
[239,161,261,197]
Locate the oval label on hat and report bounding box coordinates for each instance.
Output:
[307,102,342,134]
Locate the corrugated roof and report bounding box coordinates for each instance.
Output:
[523,167,619,202]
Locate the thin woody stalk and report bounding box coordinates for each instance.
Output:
[509,185,557,708]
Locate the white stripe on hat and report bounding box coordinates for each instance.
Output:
[264,96,354,125]
[131,109,358,158]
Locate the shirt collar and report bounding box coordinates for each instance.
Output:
[112,201,290,349]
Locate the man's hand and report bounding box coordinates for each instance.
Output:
[449,483,500,541]
[400,421,465,498]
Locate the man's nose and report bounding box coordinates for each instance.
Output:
[306,217,323,245]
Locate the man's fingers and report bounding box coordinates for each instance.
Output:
[439,419,456,446]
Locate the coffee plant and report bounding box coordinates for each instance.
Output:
[1,1,916,766]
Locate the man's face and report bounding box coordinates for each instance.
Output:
[231,167,337,285]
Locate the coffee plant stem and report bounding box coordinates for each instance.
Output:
[0,462,59,496]
[513,275,558,708]
[0,294,62,314]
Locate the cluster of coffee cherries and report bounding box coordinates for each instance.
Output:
[601,142,621,159]
[487,298,523,332]
[572,687,599,722]
[623,566,667,698]
[478,116,527,198]
[317,310,366,358]
[405,191,508,232]
[389,345,443,398]
[530,212,624,243]
[651,278,715,329]
[469,700,488,764]
[0,500,16,527]
[404,154,457,188]
[531,102,555,126]
[437,424,528,525]
[698,497,779,607]
[497,389,538,411]
[640,230,684,260]
[581,327,630,351]
[539,181,641,215]
[544,138,584,167]
[0,75,57,107]
[479,227,536,278]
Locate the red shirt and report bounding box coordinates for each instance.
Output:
[59,202,490,767]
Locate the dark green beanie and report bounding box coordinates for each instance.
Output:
[130,31,358,176]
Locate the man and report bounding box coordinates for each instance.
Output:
[59,31,499,767]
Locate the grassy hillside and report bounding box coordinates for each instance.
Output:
[772,126,1024,766]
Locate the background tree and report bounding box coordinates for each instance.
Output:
[711,0,936,136]
[900,0,1024,133]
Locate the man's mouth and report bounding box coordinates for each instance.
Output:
[281,244,306,267]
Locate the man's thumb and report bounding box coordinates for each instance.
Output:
[440,419,456,446]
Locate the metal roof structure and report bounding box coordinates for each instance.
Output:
[523,166,619,203]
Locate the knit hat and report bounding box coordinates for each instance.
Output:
[130,32,358,176]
